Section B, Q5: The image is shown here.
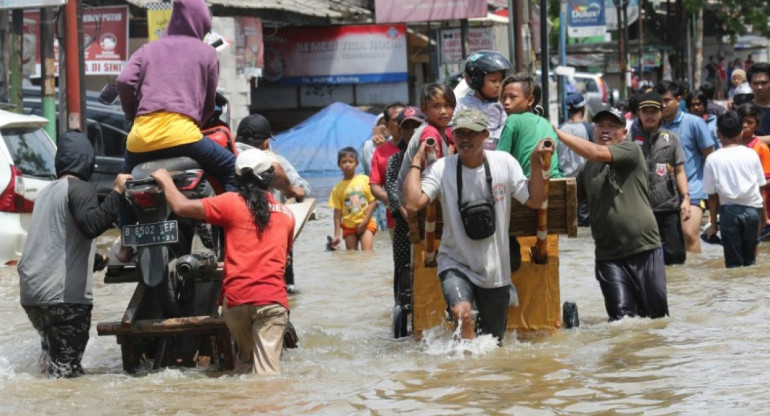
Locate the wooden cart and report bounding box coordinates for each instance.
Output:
[403,178,577,339]
[97,199,316,373]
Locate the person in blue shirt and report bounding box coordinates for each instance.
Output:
[655,81,716,255]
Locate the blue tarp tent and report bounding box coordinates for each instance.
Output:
[271,102,377,176]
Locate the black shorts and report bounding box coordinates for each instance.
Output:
[439,269,509,342]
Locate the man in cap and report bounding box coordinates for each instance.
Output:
[628,92,689,265]
[555,106,669,322]
[656,80,716,255]
[236,114,309,293]
[18,131,132,377]
[558,92,593,226]
[403,108,552,344]
[235,114,309,203]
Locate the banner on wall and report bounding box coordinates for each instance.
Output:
[147,2,173,41]
[374,0,486,24]
[234,17,264,78]
[440,27,495,65]
[23,5,129,77]
[567,0,606,38]
[262,24,407,85]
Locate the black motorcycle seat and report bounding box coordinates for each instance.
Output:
[130,157,201,179]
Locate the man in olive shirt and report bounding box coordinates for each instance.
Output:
[555,106,669,321]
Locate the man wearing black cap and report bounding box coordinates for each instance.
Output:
[236,114,310,293]
[628,92,689,265]
[235,114,308,203]
[555,106,669,322]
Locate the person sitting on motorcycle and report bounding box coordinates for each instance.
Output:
[150,148,295,375]
[115,0,235,261]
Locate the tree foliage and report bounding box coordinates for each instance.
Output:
[684,0,770,38]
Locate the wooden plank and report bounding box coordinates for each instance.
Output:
[286,198,316,240]
[121,282,146,328]
[98,315,228,336]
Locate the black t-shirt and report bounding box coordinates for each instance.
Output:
[757,105,770,136]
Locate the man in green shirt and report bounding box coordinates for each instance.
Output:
[555,106,669,322]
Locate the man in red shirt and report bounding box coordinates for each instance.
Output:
[151,148,294,375]
[370,102,405,240]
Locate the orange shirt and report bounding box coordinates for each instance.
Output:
[747,137,770,179]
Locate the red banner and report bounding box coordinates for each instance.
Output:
[23,5,129,77]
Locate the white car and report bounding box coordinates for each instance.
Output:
[0,109,57,266]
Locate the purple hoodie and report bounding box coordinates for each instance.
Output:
[117,0,218,126]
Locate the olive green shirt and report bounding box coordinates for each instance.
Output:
[577,141,661,261]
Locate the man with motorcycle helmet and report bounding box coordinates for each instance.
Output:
[453,50,511,149]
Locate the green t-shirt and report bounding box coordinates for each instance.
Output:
[577,141,661,261]
[497,112,563,179]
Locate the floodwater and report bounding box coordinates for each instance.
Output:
[2,175,770,414]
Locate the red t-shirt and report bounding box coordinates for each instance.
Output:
[203,192,294,310]
[420,124,454,159]
[369,139,400,186]
[369,139,401,227]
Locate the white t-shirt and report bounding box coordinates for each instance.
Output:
[453,94,507,144]
[702,145,766,208]
[421,150,530,288]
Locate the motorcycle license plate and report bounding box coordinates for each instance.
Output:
[122,220,179,247]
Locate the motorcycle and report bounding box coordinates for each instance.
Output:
[102,89,298,371]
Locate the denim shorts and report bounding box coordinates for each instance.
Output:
[438,269,509,342]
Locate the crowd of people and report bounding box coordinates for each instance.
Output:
[14,0,770,377]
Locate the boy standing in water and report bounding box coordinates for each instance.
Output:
[703,111,767,268]
[329,147,378,250]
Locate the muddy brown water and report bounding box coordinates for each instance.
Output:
[1,177,769,414]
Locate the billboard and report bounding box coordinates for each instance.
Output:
[234,17,264,78]
[23,5,129,76]
[440,27,495,65]
[567,0,606,38]
[375,0,486,24]
[262,24,407,85]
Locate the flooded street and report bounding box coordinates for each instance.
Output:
[2,177,770,414]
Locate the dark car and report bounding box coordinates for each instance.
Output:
[22,87,127,200]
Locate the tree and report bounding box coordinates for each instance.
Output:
[684,0,770,38]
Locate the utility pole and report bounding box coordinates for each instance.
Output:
[40,8,56,141]
[559,0,567,123]
[540,0,549,120]
[9,10,22,113]
[63,0,83,130]
[614,0,628,100]
[0,13,8,105]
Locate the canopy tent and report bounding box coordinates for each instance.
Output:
[271,102,377,176]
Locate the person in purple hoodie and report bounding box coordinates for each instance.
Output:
[115,0,235,261]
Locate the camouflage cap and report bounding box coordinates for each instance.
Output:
[453,108,489,132]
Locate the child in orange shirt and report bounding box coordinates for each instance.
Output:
[737,102,770,227]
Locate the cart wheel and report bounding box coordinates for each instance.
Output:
[562,301,580,329]
[393,305,408,338]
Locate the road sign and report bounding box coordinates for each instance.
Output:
[0,0,65,9]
